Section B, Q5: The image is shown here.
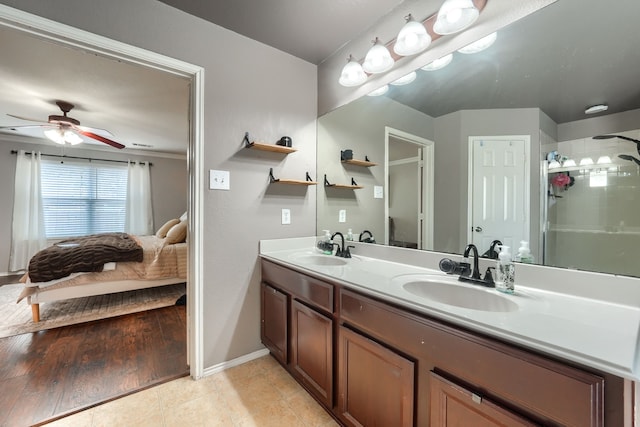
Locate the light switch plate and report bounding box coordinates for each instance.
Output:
[374,185,384,199]
[281,209,291,225]
[210,170,230,190]
[339,209,346,223]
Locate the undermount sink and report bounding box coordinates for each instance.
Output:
[290,254,349,266]
[403,280,518,312]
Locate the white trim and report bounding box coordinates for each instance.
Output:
[384,127,434,250]
[0,5,205,379]
[202,348,270,377]
[466,135,531,247]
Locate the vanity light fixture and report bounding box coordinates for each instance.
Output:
[579,157,594,166]
[390,71,417,86]
[458,32,497,54]
[393,14,431,56]
[339,54,368,87]
[421,53,453,71]
[44,128,83,145]
[362,37,395,74]
[433,0,480,35]
[585,104,608,114]
[367,85,389,96]
[548,160,561,169]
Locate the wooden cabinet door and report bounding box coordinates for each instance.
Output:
[430,372,537,427]
[261,283,288,365]
[291,299,333,408]
[338,326,414,427]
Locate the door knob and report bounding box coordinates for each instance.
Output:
[474,226,483,232]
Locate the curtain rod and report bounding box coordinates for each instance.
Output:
[10,150,152,166]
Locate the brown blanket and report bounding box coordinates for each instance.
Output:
[27,233,143,283]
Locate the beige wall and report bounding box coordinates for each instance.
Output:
[0,136,187,274]
[0,0,317,369]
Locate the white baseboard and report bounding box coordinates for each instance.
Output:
[201,348,270,378]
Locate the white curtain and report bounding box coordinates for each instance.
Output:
[10,150,47,271]
[125,161,153,235]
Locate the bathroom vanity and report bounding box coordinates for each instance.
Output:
[260,238,638,426]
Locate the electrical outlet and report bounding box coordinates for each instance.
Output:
[339,209,346,223]
[209,170,230,190]
[281,209,291,225]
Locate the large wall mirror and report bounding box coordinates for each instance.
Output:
[317,0,640,278]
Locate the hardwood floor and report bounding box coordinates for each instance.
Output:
[0,305,188,427]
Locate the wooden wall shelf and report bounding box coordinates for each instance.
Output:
[324,174,363,189]
[342,159,377,167]
[340,150,376,167]
[244,132,297,154]
[249,141,297,154]
[269,168,316,186]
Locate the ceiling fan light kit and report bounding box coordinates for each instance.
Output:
[338,0,487,87]
[2,100,125,149]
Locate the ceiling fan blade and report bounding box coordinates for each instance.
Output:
[74,128,125,149]
[76,124,114,138]
[0,124,54,131]
[6,113,49,124]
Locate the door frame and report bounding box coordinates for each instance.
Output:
[466,135,531,247]
[0,5,206,378]
[385,127,434,249]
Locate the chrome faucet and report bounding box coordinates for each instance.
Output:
[331,232,353,258]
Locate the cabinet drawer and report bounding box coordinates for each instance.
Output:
[340,288,604,427]
[262,260,333,312]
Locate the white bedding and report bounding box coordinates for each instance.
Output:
[18,235,187,302]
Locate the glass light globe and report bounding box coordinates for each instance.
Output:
[421,53,453,71]
[458,32,498,54]
[433,0,479,35]
[394,15,431,56]
[362,38,394,74]
[367,85,389,97]
[390,71,417,86]
[338,55,367,87]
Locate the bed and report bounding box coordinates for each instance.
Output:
[17,220,188,322]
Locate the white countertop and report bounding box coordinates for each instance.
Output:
[260,237,640,381]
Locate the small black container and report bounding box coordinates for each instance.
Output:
[277,136,292,147]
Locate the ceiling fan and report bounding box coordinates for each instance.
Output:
[1,100,125,149]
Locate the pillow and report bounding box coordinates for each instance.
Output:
[165,220,187,244]
[155,218,180,238]
[179,211,188,222]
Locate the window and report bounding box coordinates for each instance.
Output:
[40,159,128,238]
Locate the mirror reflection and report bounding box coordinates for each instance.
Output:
[317,0,640,277]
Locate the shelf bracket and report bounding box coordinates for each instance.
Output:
[351,177,358,186]
[269,168,280,183]
[324,174,334,187]
[305,172,313,182]
[365,155,370,162]
[243,132,254,148]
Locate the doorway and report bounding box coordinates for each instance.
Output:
[467,135,530,254]
[385,127,434,250]
[0,5,205,377]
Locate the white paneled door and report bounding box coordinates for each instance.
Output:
[468,136,530,254]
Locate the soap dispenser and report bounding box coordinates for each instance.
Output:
[496,246,515,294]
[317,230,333,255]
[346,228,354,241]
[514,241,534,264]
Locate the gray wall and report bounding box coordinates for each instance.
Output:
[0,0,317,369]
[0,136,187,274]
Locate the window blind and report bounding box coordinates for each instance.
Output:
[41,159,128,238]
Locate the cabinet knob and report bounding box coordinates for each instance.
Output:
[359,305,363,311]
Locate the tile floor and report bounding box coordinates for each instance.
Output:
[44,355,339,427]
